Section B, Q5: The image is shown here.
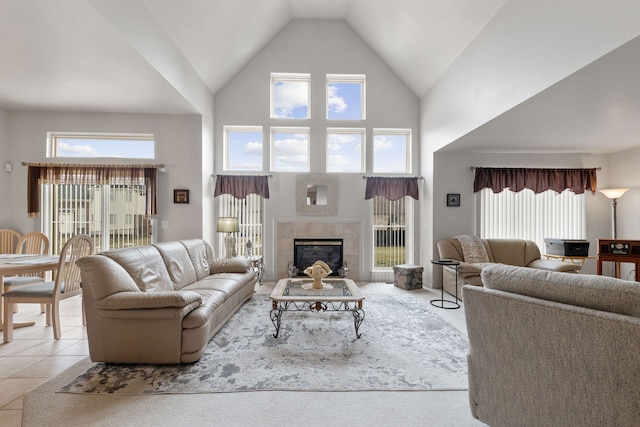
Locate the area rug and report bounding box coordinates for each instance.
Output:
[58,294,469,395]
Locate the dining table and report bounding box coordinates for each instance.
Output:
[0,254,61,331]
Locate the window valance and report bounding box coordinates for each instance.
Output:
[473,167,598,194]
[214,175,270,199]
[26,163,158,218]
[364,177,419,201]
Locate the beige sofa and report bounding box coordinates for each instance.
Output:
[436,237,580,299]
[77,239,257,364]
[464,264,640,426]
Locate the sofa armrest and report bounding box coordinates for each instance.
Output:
[94,290,202,310]
[528,259,580,273]
[455,262,485,275]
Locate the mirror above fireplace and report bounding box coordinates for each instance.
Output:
[296,174,338,215]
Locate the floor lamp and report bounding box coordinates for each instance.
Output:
[217,216,239,258]
[599,187,630,277]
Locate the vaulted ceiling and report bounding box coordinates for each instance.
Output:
[1,0,639,154]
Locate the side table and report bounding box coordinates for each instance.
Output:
[430,259,461,309]
[250,255,265,286]
[543,253,593,273]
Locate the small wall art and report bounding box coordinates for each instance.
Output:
[447,193,460,207]
[174,189,190,204]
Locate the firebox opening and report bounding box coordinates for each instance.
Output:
[294,238,343,277]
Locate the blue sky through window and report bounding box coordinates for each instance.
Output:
[328,82,362,120]
[327,130,363,172]
[272,130,309,171]
[226,130,263,171]
[272,80,309,119]
[54,137,154,158]
[373,133,409,173]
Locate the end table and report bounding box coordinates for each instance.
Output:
[430,259,461,309]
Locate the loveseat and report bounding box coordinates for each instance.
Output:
[464,264,640,426]
[77,239,257,364]
[436,237,580,299]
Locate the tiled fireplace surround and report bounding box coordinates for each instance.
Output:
[276,220,361,282]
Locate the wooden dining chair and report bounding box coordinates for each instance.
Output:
[4,231,50,287]
[4,231,51,313]
[2,234,94,343]
[0,229,21,254]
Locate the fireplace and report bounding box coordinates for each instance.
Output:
[293,238,343,277]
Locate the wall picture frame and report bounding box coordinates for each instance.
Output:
[174,189,190,204]
[447,193,460,207]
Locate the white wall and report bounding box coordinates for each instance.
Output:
[0,107,12,227]
[4,110,203,242]
[421,0,640,151]
[214,20,419,282]
[607,147,640,280]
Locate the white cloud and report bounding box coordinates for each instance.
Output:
[373,135,395,151]
[243,141,263,155]
[57,141,100,157]
[327,84,348,114]
[273,134,309,170]
[273,81,308,118]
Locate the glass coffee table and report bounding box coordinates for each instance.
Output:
[270,278,365,338]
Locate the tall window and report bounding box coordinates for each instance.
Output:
[223,126,263,171]
[373,129,411,173]
[326,74,365,120]
[42,133,156,253]
[271,73,310,119]
[372,196,414,280]
[479,188,586,252]
[326,128,365,173]
[271,127,310,172]
[218,194,263,257]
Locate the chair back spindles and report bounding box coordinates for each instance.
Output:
[16,232,49,256]
[0,229,21,254]
[55,235,94,296]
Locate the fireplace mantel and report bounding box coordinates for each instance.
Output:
[275,219,362,281]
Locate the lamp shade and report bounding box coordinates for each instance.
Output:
[599,188,630,199]
[217,217,239,233]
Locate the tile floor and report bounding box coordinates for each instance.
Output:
[0,280,467,427]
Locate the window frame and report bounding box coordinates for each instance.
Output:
[48,132,155,159]
[223,125,264,171]
[326,74,366,120]
[270,72,311,120]
[372,128,412,174]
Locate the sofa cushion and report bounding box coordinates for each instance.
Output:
[209,257,250,274]
[102,245,174,292]
[182,290,227,329]
[487,239,529,266]
[77,255,141,300]
[181,239,212,281]
[155,241,198,289]
[187,272,255,297]
[481,264,640,318]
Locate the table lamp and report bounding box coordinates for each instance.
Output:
[217,216,239,257]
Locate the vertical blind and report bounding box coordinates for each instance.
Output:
[218,194,263,257]
[479,188,586,252]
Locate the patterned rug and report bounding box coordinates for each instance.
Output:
[58,294,469,395]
